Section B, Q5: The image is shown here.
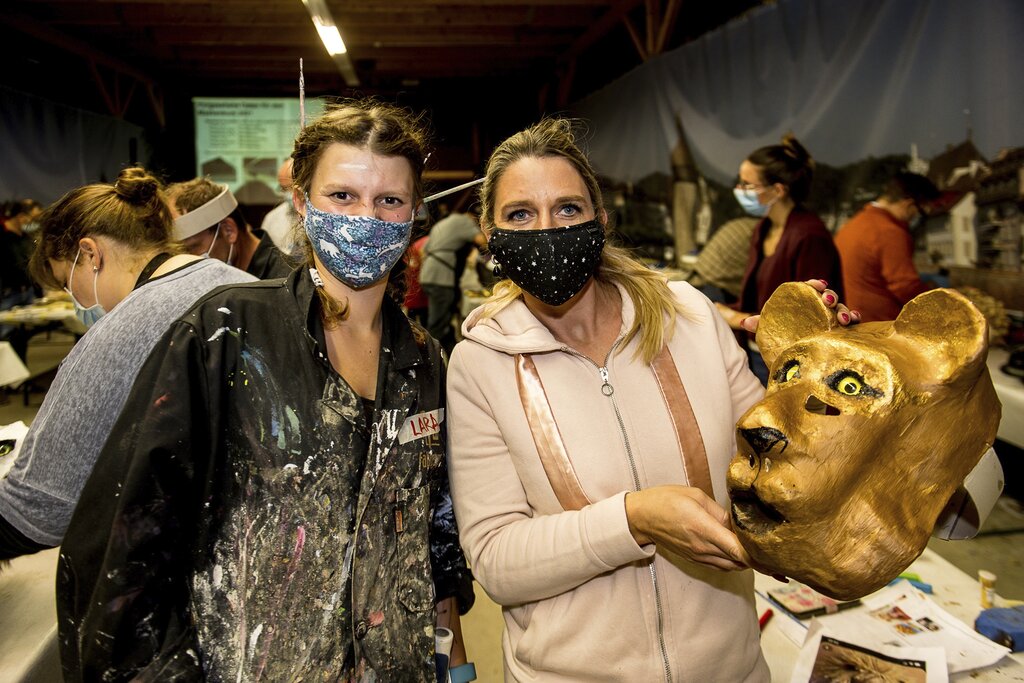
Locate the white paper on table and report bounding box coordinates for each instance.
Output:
[810,581,1009,674]
[757,588,812,647]
[0,420,30,479]
[791,620,948,683]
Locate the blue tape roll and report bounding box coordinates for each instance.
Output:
[449,662,478,683]
[976,606,1024,652]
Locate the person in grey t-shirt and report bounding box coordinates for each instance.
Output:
[0,168,256,560]
[419,211,485,353]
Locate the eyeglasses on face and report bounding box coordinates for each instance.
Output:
[735,179,768,192]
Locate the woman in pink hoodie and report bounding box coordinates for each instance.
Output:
[446,119,850,682]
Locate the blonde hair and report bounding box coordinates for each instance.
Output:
[477,118,688,365]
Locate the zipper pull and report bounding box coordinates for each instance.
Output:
[599,367,614,396]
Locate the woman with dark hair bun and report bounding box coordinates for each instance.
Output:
[0,167,254,561]
[717,134,848,383]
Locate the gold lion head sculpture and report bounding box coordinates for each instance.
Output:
[727,283,1000,600]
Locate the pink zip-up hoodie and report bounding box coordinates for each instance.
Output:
[447,280,770,682]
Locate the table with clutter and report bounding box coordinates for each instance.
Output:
[756,547,1024,681]
[0,298,85,337]
[1,424,61,682]
[988,347,1024,449]
[0,548,62,682]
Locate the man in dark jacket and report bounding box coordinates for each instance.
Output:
[169,178,295,280]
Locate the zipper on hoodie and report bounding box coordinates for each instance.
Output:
[561,342,675,683]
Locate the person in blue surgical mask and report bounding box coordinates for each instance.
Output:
[57,100,474,683]
[0,168,254,562]
[446,119,856,682]
[717,134,847,384]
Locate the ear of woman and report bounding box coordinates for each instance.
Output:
[78,237,103,270]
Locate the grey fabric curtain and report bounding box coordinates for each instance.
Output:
[572,0,1023,184]
[0,86,146,204]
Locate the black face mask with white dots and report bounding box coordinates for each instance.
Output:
[487,219,605,306]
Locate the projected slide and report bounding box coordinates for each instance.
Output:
[193,97,325,204]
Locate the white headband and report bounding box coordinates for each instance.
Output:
[173,186,238,239]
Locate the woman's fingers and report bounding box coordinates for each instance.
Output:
[805,278,828,293]
[801,279,861,325]
[821,288,838,308]
[834,304,861,326]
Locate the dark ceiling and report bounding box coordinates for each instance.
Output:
[3,0,761,176]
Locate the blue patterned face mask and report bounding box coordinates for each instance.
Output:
[303,195,413,288]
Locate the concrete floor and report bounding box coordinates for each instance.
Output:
[2,331,1021,681]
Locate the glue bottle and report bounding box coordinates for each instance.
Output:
[979,570,997,608]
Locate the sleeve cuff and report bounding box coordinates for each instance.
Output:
[435,568,476,616]
[580,491,655,570]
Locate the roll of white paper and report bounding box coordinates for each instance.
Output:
[435,626,454,683]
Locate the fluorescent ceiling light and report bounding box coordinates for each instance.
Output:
[314,21,346,56]
[300,0,358,86]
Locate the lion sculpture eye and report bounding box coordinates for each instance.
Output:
[824,370,883,399]
[776,361,800,383]
[836,376,862,395]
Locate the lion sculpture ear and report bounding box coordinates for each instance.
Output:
[755,283,838,368]
[893,289,989,385]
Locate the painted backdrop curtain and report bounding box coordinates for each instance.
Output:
[572,0,1023,184]
[1,86,145,204]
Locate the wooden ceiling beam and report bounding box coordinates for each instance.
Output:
[6,10,166,125]
[562,0,645,61]
[39,4,601,29]
[24,0,614,5]
[653,0,683,55]
[138,25,575,47]
[175,60,538,78]
[645,0,659,56]
[622,16,648,62]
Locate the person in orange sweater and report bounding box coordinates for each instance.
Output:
[835,172,941,322]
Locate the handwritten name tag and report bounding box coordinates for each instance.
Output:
[398,408,445,445]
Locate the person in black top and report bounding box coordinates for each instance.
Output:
[1,199,43,358]
[168,177,295,279]
[58,100,474,682]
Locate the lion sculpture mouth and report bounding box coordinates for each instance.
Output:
[730,488,787,535]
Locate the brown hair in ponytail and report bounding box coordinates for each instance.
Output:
[746,133,815,205]
[29,167,178,290]
[290,98,430,328]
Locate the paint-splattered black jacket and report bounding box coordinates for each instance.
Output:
[58,268,474,682]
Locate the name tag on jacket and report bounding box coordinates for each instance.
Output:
[398,408,445,444]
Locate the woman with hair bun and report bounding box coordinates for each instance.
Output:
[0,167,255,561]
[719,134,848,383]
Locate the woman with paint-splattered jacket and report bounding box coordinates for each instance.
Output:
[57,101,474,682]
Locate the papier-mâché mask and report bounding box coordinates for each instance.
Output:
[727,283,1000,600]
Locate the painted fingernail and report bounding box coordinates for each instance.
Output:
[839,312,850,324]
[818,279,828,287]
[824,294,836,305]
[851,310,861,319]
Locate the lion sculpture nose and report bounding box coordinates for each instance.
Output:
[740,427,788,455]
